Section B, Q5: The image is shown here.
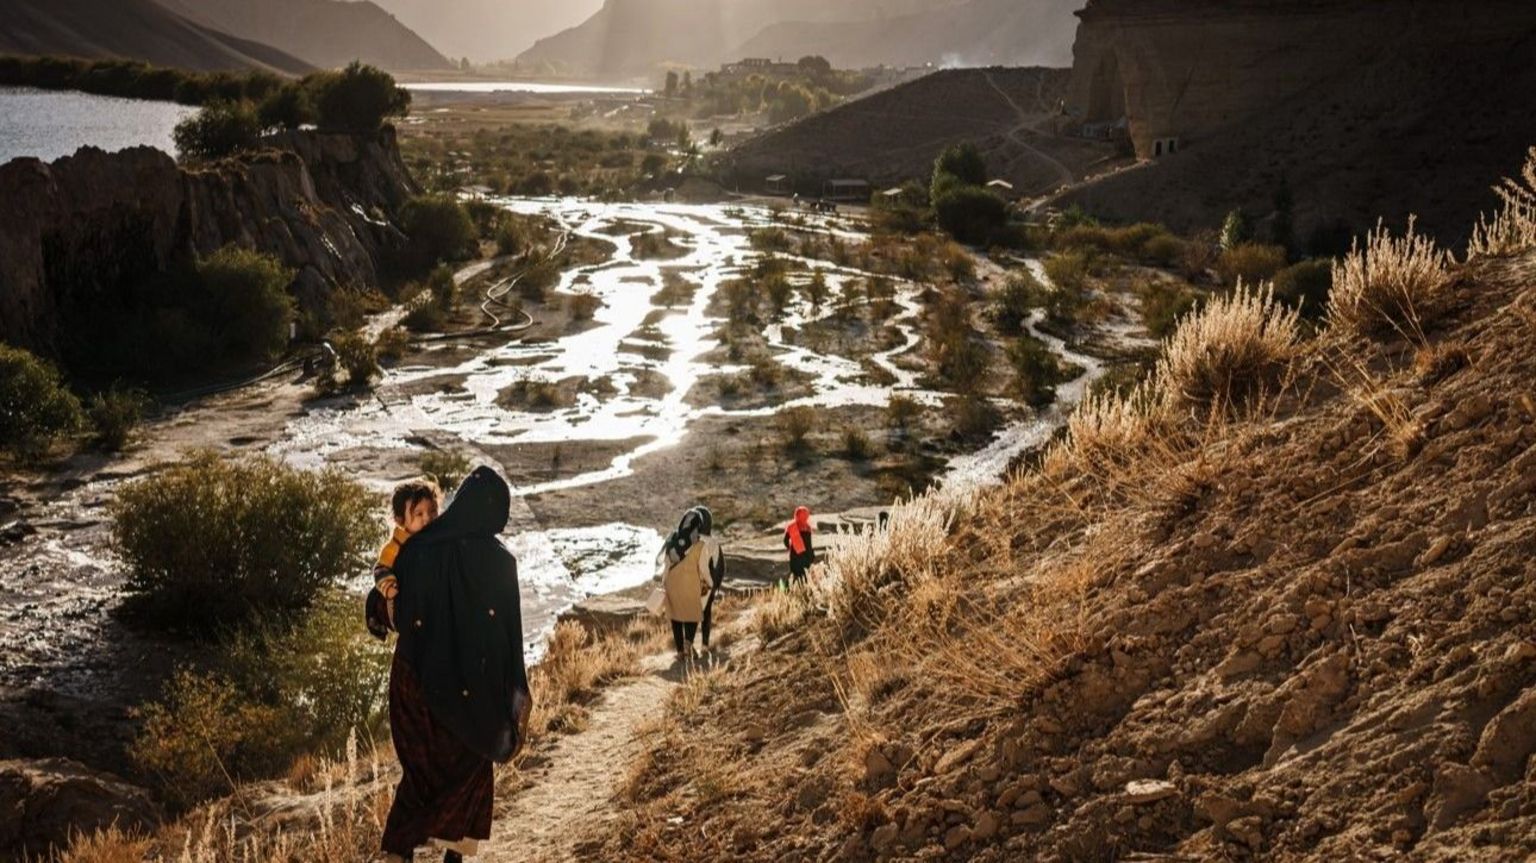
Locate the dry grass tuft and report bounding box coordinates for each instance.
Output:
[1045,381,1170,485]
[529,621,643,739]
[1469,147,1536,259]
[1328,217,1455,342]
[1157,281,1301,414]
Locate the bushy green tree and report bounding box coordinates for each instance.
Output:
[111,452,380,633]
[193,246,296,362]
[400,194,477,270]
[0,344,84,459]
[257,82,314,131]
[173,99,261,161]
[307,62,410,134]
[1220,208,1252,251]
[932,142,988,200]
[934,185,1008,246]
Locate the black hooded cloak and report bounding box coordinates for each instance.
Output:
[392,466,532,763]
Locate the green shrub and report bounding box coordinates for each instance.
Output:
[1140,234,1187,268]
[88,386,151,452]
[777,406,817,452]
[934,186,1008,246]
[1138,280,1201,339]
[331,331,380,389]
[426,264,459,309]
[842,426,874,460]
[374,327,411,363]
[1219,209,1252,251]
[1216,243,1289,286]
[993,270,1042,334]
[173,99,261,161]
[1007,336,1064,408]
[400,194,477,271]
[402,290,447,333]
[132,592,389,806]
[932,143,988,201]
[1044,251,1090,294]
[307,62,410,134]
[1271,258,1334,319]
[417,450,471,491]
[111,452,380,634]
[886,395,922,431]
[765,275,795,317]
[953,395,1001,440]
[495,219,526,256]
[257,82,313,131]
[802,271,830,310]
[0,344,84,459]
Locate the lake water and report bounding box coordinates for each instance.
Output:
[0,87,195,165]
[403,81,647,96]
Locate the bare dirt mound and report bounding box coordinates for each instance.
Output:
[723,68,1115,197]
[574,247,1536,861]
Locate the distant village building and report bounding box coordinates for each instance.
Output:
[765,174,791,195]
[721,58,801,79]
[987,179,1016,192]
[822,179,871,202]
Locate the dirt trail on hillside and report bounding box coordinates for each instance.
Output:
[983,70,1074,189]
[483,659,678,862]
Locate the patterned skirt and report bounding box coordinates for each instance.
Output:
[381,651,495,857]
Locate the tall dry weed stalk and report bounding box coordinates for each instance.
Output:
[1157,281,1300,414]
[1469,147,1536,259]
[1328,217,1454,343]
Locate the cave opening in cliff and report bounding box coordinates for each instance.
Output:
[1085,52,1128,126]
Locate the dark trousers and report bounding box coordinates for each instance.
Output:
[672,620,698,654]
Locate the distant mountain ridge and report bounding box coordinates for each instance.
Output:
[515,0,980,78]
[156,0,452,70]
[515,0,1079,78]
[369,0,607,64]
[739,0,1082,70]
[0,0,313,74]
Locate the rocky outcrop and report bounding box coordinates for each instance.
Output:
[1066,0,1536,159]
[0,128,419,354]
[0,758,160,857]
[1054,0,1536,246]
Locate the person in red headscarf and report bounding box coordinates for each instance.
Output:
[782,506,815,587]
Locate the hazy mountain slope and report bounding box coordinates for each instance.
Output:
[515,0,967,78]
[157,0,451,71]
[0,0,311,74]
[738,0,1083,69]
[369,0,606,63]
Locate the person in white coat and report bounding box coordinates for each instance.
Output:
[658,506,725,658]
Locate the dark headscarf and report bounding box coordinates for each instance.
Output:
[393,466,531,763]
[660,506,713,568]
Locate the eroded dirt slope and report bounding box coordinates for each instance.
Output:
[575,252,1536,861]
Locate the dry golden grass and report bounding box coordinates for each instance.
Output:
[528,620,650,739]
[1328,216,1454,342]
[41,827,153,863]
[1157,281,1301,414]
[1470,147,1536,259]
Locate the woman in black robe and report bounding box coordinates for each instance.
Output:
[382,466,532,862]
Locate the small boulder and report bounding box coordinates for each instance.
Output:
[0,758,160,856]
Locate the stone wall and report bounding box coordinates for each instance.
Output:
[0,128,418,354]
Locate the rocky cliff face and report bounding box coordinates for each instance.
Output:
[1055,0,1536,246]
[0,128,418,354]
[1066,0,1533,160]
